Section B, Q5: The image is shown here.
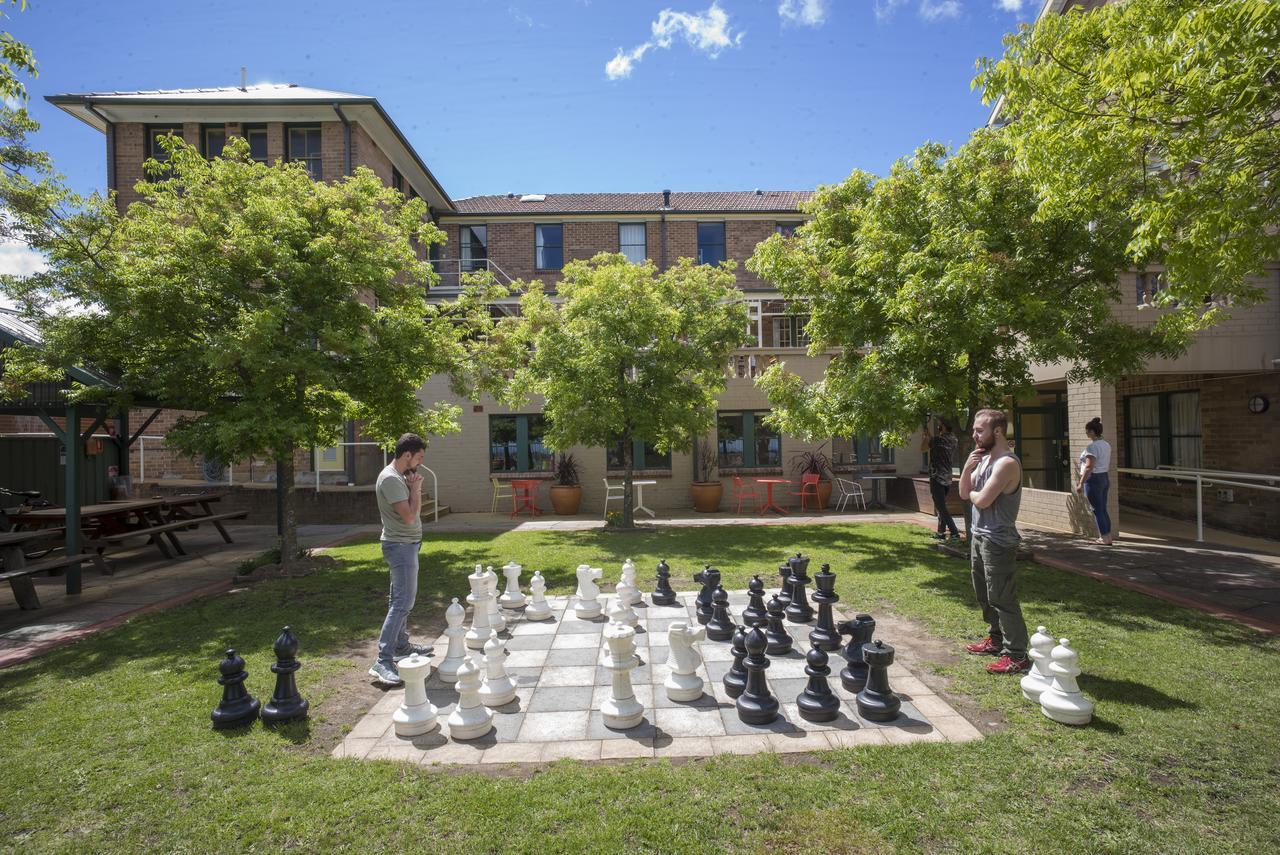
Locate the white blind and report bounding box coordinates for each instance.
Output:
[619,223,646,263]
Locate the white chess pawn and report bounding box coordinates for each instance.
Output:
[393,653,439,736]
[619,558,643,607]
[478,630,517,707]
[484,565,507,633]
[574,565,603,619]
[465,567,494,650]
[1021,626,1055,703]
[1039,638,1094,726]
[524,571,553,621]
[499,561,526,609]
[446,655,494,740]
[438,597,469,683]
[601,618,644,729]
[664,621,707,702]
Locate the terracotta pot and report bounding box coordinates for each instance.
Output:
[549,484,582,515]
[817,479,832,509]
[690,481,723,513]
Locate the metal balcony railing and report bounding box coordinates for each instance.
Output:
[428,258,514,290]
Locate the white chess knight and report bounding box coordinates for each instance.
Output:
[446,655,494,740]
[478,630,517,707]
[484,565,507,633]
[392,653,439,736]
[1021,626,1055,703]
[664,621,707,702]
[574,565,604,619]
[499,561,526,609]
[524,571,553,621]
[619,558,643,608]
[465,567,494,650]
[438,597,469,683]
[1039,638,1095,726]
[601,616,645,729]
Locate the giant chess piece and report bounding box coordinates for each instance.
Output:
[1039,638,1094,726]
[438,597,469,683]
[796,645,841,723]
[736,625,780,725]
[478,630,517,707]
[465,566,494,650]
[764,595,793,656]
[706,585,736,641]
[694,565,720,625]
[601,617,645,729]
[484,566,507,633]
[838,613,875,693]
[260,626,309,724]
[211,648,260,729]
[524,571,553,621]
[808,563,842,651]
[466,563,483,606]
[446,655,494,740]
[393,653,439,736]
[723,623,749,699]
[855,640,902,722]
[619,558,643,607]
[664,621,707,702]
[608,592,639,628]
[776,560,793,611]
[742,575,769,627]
[651,559,677,606]
[1020,626,1055,703]
[499,560,526,609]
[574,565,604,619]
[784,553,814,623]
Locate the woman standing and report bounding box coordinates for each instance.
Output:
[1076,418,1114,545]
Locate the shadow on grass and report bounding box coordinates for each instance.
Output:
[1078,674,1196,711]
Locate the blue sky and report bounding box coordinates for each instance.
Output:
[14,0,1034,202]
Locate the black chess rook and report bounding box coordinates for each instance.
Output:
[856,639,902,722]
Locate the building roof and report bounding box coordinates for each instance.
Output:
[449,190,814,216]
[46,83,372,103]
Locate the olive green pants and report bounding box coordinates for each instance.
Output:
[970,535,1029,659]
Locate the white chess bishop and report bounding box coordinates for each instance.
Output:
[446,655,494,740]
[1020,626,1055,703]
[392,653,439,736]
[610,588,640,627]
[499,561,526,609]
[1039,638,1095,726]
[478,630,517,707]
[524,571,553,620]
[601,616,645,729]
[484,566,507,633]
[465,566,494,650]
[437,597,469,683]
[574,565,604,619]
[664,621,707,702]
[619,558,643,608]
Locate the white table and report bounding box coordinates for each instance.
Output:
[632,480,658,518]
[860,475,896,509]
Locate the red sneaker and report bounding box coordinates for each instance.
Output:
[985,655,1031,674]
[965,636,1001,655]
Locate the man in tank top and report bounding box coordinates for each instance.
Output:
[958,408,1030,674]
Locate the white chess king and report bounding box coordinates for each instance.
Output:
[465,567,493,650]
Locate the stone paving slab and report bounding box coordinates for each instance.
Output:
[335,589,981,766]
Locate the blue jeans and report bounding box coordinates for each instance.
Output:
[1083,472,1111,537]
[377,540,420,666]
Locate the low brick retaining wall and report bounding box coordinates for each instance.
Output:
[130,481,380,526]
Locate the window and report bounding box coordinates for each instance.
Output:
[831,435,895,467]
[286,126,323,179]
[619,223,647,264]
[776,222,802,238]
[391,167,404,195]
[244,125,269,164]
[607,437,671,471]
[1125,391,1202,470]
[460,225,487,272]
[202,125,226,159]
[717,411,781,469]
[771,314,811,348]
[146,125,184,163]
[1137,271,1166,305]
[697,223,726,266]
[536,224,563,270]
[489,415,552,473]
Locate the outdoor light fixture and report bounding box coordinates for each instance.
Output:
[1247,395,1269,415]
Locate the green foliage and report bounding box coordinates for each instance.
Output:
[0,1,35,105]
[975,0,1279,308]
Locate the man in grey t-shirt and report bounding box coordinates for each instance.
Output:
[368,433,433,686]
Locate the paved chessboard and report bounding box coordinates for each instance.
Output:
[334,590,982,765]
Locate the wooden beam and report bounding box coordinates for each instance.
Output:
[127,408,163,446]
[80,412,108,443]
[35,408,65,443]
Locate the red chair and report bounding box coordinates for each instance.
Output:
[790,472,822,511]
[731,476,760,515]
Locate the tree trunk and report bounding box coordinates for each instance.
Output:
[622,440,636,530]
[278,442,299,571]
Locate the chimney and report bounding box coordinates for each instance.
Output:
[662,189,671,208]
[240,66,247,91]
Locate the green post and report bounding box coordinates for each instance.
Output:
[65,404,82,595]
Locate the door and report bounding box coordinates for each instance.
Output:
[1014,405,1068,491]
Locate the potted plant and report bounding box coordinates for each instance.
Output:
[690,438,723,513]
[549,452,583,515]
[790,444,834,509]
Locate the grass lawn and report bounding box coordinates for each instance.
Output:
[2,523,1277,853]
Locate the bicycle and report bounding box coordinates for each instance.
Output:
[0,487,57,559]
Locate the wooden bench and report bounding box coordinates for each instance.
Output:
[1,554,87,610]
[89,519,200,558]
[168,510,249,543]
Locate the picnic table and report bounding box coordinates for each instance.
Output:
[0,528,94,610]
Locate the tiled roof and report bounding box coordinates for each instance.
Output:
[450,190,814,215]
[49,84,372,102]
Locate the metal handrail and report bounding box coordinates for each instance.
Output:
[1117,466,1280,541]
[429,258,514,288]
[1154,464,1280,485]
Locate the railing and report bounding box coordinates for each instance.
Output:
[1117,466,1280,542]
[429,258,514,289]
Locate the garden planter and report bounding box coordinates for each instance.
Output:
[690,481,723,513]
[549,485,582,515]
[816,479,833,509]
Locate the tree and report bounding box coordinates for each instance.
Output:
[2,136,509,567]
[746,131,1189,446]
[509,254,749,528]
[975,0,1279,310]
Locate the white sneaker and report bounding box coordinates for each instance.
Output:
[368,661,404,686]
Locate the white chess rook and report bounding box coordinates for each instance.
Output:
[499,561,527,609]
[465,567,494,650]
[574,565,604,619]
[601,618,645,729]
[1040,638,1095,726]
[1020,626,1055,703]
[392,653,439,736]
[438,597,469,683]
[446,655,494,740]
[484,565,507,633]
[478,630,517,707]
[665,621,707,702]
[524,571,553,621]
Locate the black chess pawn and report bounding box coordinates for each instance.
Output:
[784,552,814,623]
[736,625,780,725]
[706,585,736,641]
[211,648,260,729]
[807,563,842,652]
[695,565,720,625]
[838,613,876,693]
[723,624,749,699]
[260,626,309,724]
[742,575,769,627]
[651,559,677,606]
[764,595,793,656]
[796,645,841,723]
[856,639,902,722]
[776,561,793,610]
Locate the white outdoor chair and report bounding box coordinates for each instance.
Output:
[602,478,625,518]
[835,477,867,512]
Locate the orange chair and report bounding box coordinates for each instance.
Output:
[731,476,760,515]
[790,472,822,511]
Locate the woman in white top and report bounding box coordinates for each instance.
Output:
[1076,417,1113,545]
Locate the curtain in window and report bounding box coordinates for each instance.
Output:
[1128,395,1161,470]
[1169,391,1203,469]
[619,223,646,264]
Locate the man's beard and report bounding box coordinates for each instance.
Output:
[976,434,996,451]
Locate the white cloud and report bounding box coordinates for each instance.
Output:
[919,0,961,19]
[508,5,534,27]
[605,2,744,80]
[995,0,1023,11]
[0,240,47,277]
[778,0,827,27]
